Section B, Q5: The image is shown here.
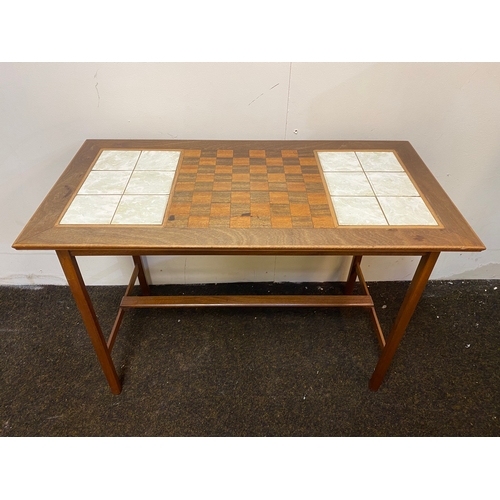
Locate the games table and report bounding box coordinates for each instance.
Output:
[13,140,485,394]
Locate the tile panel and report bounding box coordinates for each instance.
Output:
[317,151,438,226]
[59,150,181,225]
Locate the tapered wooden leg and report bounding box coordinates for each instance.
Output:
[57,250,122,394]
[369,252,440,391]
[133,255,150,296]
[345,256,363,295]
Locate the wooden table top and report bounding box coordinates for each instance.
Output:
[13,139,485,256]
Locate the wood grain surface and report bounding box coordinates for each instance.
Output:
[13,140,485,255]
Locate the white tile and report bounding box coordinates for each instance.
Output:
[378,197,438,225]
[78,171,132,195]
[323,172,374,196]
[135,150,181,171]
[124,171,176,195]
[60,195,121,224]
[111,195,169,225]
[366,172,419,197]
[317,151,362,171]
[332,197,388,225]
[92,150,141,171]
[356,152,404,171]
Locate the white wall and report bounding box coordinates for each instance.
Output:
[1,62,498,285]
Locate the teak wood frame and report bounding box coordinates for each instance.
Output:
[56,250,440,395]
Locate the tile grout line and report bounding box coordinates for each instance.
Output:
[355,152,390,226]
[110,151,142,224]
[319,152,387,226]
[111,151,180,225]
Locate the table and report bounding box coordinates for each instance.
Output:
[13,140,485,394]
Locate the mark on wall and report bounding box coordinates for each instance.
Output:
[248,83,280,106]
[94,70,100,108]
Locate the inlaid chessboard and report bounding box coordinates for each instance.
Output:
[165,148,334,229]
[58,147,438,227]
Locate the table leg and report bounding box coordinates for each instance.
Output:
[56,250,122,395]
[133,255,150,296]
[369,252,440,391]
[345,256,363,295]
